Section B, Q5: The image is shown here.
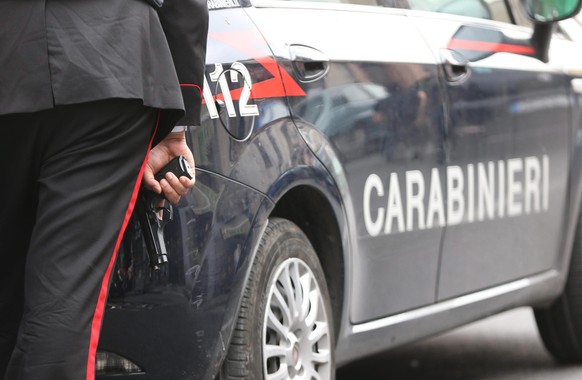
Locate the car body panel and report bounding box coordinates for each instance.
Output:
[407,11,571,300]
[100,169,269,379]
[245,2,448,323]
[96,1,582,379]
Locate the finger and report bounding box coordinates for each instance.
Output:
[165,172,190,196]
[180,175,195,189]
[160,178,181,205]
[142,166,162,194]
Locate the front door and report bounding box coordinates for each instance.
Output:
[247,2,448,322]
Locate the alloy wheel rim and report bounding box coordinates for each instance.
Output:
[262,258,332,380]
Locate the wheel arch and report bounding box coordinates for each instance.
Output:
[270,184,345,338]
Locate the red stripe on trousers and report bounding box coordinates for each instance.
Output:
[85,111,161,380]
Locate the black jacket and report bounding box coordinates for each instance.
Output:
[0,0,208,140]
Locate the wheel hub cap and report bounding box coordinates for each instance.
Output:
[262,258,332,380]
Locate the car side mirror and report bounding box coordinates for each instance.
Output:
[522,0,582,23]
[522,0,582,62]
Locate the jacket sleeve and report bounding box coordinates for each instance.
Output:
[158,0,209,127]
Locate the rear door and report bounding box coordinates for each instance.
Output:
[245,0,448,322]
[405,1,571,299]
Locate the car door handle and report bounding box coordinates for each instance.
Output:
[289,44,329,82]
[440,48,471,84]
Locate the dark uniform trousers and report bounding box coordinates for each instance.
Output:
[0,100,159,379]
[0,0,208,378]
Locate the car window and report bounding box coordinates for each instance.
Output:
[265,0,512,22]
[406,0,512,23]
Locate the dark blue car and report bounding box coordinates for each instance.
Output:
[96,0,582,378]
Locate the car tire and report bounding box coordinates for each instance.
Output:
[535,214,582,363]
[220,217,335,380]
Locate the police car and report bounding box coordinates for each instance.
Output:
[96,0,582,378]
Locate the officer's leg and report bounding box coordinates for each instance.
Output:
[4,99,159,380]
[0,112,42,379]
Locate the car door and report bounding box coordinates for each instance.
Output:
[404,0,571,300]
[245,0,448,322]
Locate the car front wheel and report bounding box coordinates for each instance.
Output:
[220,217,335,380]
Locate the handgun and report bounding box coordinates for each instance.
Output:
[136,156,194,271]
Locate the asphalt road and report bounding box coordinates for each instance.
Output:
[337,307,582,380]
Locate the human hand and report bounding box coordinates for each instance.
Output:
[143,131,196,204]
